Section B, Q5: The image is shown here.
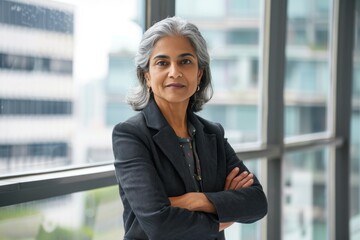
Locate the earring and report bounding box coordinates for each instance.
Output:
[147,86,152,93]
[197,85,200,92]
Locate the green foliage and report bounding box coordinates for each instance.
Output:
[36,225,93,240]
[0,206,38,221]
[0,186,120,239]
[86,185,118,206]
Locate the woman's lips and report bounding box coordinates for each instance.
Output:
[166,83,185,88]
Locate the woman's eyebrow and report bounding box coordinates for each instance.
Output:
[153,54,169,60]
[152,53,196,60]
[178,53,195,58]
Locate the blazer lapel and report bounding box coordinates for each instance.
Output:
[143,99,197,192]
[189,113,218,192]
[153,128,196,192]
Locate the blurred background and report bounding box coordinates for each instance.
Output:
[0,0,359,239]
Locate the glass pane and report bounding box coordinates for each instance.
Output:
[176,0,263,145]
[225,159,265,240]
[0,0,144,175]
[284,0,332,137]
[350,0,360,239]
[0,186,123,239]
[282,148,329,240]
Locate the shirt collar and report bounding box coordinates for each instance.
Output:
[188,121,196,137]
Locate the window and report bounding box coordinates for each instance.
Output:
[0,99,72,115]
[0,0,144,175]
[284,0,332,137]
[0,185,123,239]
[0,53,73,74]
[282,148,329,239]
[0,0,73,33]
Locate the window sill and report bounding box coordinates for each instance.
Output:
[0,164,116,207]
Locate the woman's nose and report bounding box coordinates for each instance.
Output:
[168,64,182,78]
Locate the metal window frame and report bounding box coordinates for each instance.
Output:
[261,0,287,239]
[0,164,116,207]
[145,0,175,28]
[329,0,355,239]
[0,137,342,208]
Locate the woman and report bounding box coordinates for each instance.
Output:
[112,16,267,240]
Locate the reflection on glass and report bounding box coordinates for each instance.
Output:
[225,159,264,240]
[350,0,360,239]
[0,0,144,175]
[282,148,329,240]
[176,0,262,145]
[0,186,123,239]
[284,0,331,137]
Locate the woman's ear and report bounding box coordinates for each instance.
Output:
[144,72,150,86]
[197,69,203,84]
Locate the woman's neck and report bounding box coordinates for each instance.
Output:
[155,98,190,138]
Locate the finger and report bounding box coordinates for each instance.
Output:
[224,167,239,190]
[242,178,254,188]
[233,173,254,189]
[229,171,249,190]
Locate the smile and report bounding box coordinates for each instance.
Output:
[165,83,185,88]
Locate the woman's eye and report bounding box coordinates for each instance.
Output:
[156,61,168,66]
[181,59,192,64]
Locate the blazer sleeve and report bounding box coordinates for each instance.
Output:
[112,121,219,239]
[203,123,268,223]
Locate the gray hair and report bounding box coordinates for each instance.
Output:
[126,16,213,112]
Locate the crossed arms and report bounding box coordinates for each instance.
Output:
[169,167,255,231]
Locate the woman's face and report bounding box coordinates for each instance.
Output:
[145,35,203,109]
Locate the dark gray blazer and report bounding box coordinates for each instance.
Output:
[112,98,267,240]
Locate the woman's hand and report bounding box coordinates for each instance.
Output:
[169,192,216,213]
[220,168,254,231]
[224,167,254,190]
[219,222,234,232]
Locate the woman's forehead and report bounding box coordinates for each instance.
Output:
[151,36,196,56]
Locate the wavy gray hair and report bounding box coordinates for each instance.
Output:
[126,16,213,112]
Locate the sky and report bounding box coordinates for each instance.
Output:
[55,0,143,83]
